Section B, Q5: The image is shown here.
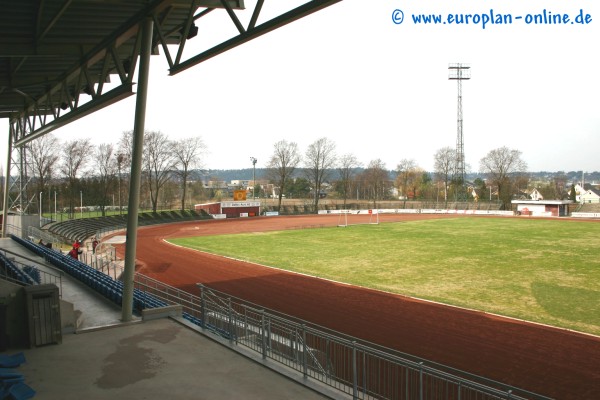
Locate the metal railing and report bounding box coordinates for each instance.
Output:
[133,273,551,400]
[94,224,127,241]
[0,249,64,297]
[27,226,61,249]
[3,224,22,238]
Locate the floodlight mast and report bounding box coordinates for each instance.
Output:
[250,157,257,199]
[448,63,471,201]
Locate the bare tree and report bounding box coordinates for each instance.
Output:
[479,146,528,209]
[93,143,117,216]
[266,140,301,211]
[514,174,531,198]
[395,159,418,201]
[115,153,127,214]
[304,137,336,213]
[408,167,426,200]
[537,172,567,200]
[116,130,134,213]
[552,173,568,200]
[28,134,60,212]
[419,171,434,200]
[361,159,390,207]
[60,138,93,216]
[117,130,134,163]
[433,147,455,206]
[143,130,178,212]
[173,137,206,211]
[336,153,361,208]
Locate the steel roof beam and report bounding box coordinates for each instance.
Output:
[13,83,134,147]
[170,0,342,76]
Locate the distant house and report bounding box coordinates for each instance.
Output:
[230,179,250,188]
[205,180,227,189]
[573,184,586,202]
[529,188,544,201]
[580,187,600,204]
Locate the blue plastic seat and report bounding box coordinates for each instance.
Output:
[0,368,23,380]
[7,381,36,400]
[0,353,25,368]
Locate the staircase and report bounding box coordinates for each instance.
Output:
[577,202,600,213]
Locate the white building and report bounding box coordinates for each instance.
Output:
[529,188,544,201]
[580,188,600,204]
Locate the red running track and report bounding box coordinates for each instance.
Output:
[114,214,600,399]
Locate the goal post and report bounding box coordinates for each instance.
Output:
[336,209,379,227]
[368,209,380,225]
[364,208,379,225]
[337,209,351,227]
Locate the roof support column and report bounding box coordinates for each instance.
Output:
[1,129,13,237]
[121,16,153,322]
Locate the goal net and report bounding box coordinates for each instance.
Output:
[337,209,379,227]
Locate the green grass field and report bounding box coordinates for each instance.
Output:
[168,217,600,336]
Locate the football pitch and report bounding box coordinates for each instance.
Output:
[168,217,600,336]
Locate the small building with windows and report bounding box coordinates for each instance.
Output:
[580,188,600,204]
[220,201,261,218]
[511,200,573,217]
[195,201,261,218]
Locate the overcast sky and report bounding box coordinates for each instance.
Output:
[2,0,599,174]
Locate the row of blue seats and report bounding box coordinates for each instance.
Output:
[12,235,126,301]
[0,252,34,286]
[38,244,124,305]
[9,235,170,314]
[22,266,41,284]
[10,237,240,343]
[11,236,221,336]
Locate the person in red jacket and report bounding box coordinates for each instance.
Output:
[68,246,82,260]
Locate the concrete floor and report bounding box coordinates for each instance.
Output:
[0,237,340,400]
[15,318,335,400]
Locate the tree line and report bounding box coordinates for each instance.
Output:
[22,131,205,216]
[266,139,529,211]
[14,131,552,216]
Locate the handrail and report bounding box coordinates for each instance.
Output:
[133,273,552,400]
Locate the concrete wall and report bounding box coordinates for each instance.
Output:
[0,280,28,349]
[5,214,42,238]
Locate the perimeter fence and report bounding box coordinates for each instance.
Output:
[133,273,551,400]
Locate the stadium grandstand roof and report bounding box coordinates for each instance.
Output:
[0,0,341,143]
